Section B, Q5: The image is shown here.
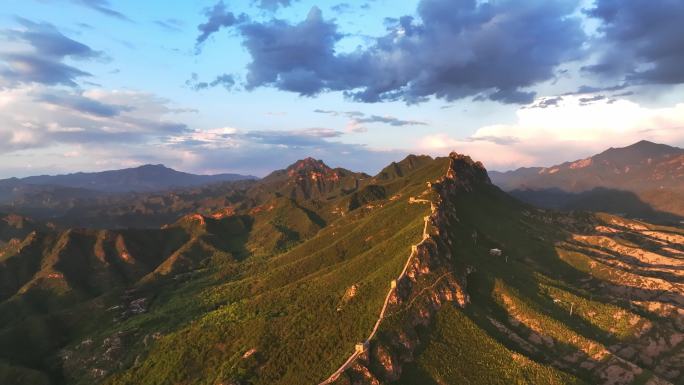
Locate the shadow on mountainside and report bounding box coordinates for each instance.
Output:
[508,187,684,225]
[393,180,684,385]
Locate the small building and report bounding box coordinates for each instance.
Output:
[489,248,503,257]
[390,280,397,289]
[355,341,369,354]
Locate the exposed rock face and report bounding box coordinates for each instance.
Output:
[341,153,481,383]
[285,159,347,199]
[444,153,492,191]
[347,363,381,385]
[369,344,401,381]
[258,157,368,201]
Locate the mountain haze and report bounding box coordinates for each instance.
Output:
[490,140,684,222]
[0,165,258,229]
[0,164,256,194]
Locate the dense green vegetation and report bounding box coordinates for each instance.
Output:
[391,171,682,384]
[0,154,682,384]
[398,305,584,385]
[0,155,450,384]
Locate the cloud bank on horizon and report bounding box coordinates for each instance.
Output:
[0,0,683,177]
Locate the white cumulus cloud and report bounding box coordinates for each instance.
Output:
[419,95,684,170]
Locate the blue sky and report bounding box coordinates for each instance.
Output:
[1,0,683,177]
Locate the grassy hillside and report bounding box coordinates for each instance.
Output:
[0,153,682,385]
[0,155,450,385]
[368,159,684,385]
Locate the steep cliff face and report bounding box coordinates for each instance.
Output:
[338,153,485,384]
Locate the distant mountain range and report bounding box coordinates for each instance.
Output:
[0,164,256,195]
[0,165,257,228]
[490,140,684,222]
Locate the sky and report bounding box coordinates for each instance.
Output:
[0,0,683,178]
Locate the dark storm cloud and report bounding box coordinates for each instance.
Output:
[186,73,236,91]
[196,1,246,46]
[240,7,341,96]
[585,0,684,85]
[237,1,586,104]
[0,20,101,87]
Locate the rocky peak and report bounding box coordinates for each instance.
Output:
[287,158,331,173]
[445,152,492,187]
[286,158,340,183]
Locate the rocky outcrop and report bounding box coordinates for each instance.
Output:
[339,153,483,384]
[259,157,368,201]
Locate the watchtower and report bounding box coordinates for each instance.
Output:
[355,341,369,354]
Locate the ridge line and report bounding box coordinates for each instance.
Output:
[317,194,435,385]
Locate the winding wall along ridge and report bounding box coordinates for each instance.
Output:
[317,195,435,385]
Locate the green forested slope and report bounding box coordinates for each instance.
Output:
[1,153,682,385]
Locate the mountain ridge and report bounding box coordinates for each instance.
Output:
[0,151,683,385]
[1,164,257,194]
[490,140,684,222]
